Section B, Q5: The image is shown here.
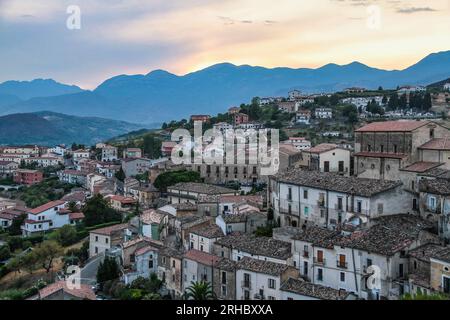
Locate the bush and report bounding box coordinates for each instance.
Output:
[52,225,78,247]
[0,245,11,261]
[0,289,25,300]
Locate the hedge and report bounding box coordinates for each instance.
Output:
[85,221,121,231]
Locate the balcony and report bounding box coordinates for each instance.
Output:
[254,294,265,300]
[241,281,252,289]
[314,257,326,265]
[336,261,348,269]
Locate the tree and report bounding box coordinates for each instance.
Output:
[53,225,78,247]
[97,257,120,288]
[423,93,432,111]
[154,170,201,192]
[388,93,399,110]
[382,95,388,105]
[68,201,78,212]
[0,245,11,261]
[20,252,39,274]
[33,241,63,273]
[184,281,215,300]
[82,194,122,227]
[143,134,162,159]
[115,167,126,182]
[329,94,339,106]
[401,291,449,300]
[378,86,383,91]
[399,94,408,109]
[8,214,27,236]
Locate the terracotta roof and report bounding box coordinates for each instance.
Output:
[353,152,407,159]
[29,200,66,215]
[279,144,302,155]
[135,245,160,256]
[90,223,128,236]
[110,195,136,204]
[280,278,348,300]
[141,209,166,225]
[306,143,338,154]
[236,257,290,276]
[401,162,444,173]
[355,120,430,132]
[419,178,450,195]
[69,212,85,220]
[274,169,402,197]
[191,224,224,238]
[39,281,96,300]
[219,195,263,205]
[419,138,450,150]
[169,182,237,195]
[184,250,220,266]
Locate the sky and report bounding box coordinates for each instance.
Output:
[0,0,449,89]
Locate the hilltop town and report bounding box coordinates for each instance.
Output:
[1,82,450,301]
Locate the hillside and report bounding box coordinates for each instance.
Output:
[0,112,147,146]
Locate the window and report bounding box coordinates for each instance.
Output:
[303,261,308,276]
[430,128,435,139]
[367,258,373,268]
[172,260,176,268]
[304,207,309,216]
[200,245,204,252]
[380,145,384,153]
[149,259,154,269]
[340,272,345,282]
[337,197,343,210]
[317,268,323,281]
[317,250,324,263]
[377,203,384,215]
[357,201,362,214]
[368,144,372,152]
[303,189,308,199]
[243,273,251,287]
[95,236,99,242]
[268,279,276,289]
[288,187,292,201]
[95,247,98,254]
[105,238,109,244]
[221,285,227,297]
[221,271,227,285]
[394,145,398,153]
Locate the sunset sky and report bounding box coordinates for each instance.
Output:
[0,0,449,89]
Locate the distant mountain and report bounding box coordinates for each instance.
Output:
[2,50,450,123]
[428,77,450,88]
[0,111,147,146]
[0,79,84,100]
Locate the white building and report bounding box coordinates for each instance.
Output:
[235,257,298,300]
[73,149,90,163]
[315,108,333,119]
[24,156,63,168]
[283,137,312,151]
[188,225,224,253]
[269,169,412,228]
[20,200,83,236]
[397,85,426,95]
[296,110,311,125]
[182,250,220,291]
[444,83,450,91]
[88,223,129,257]
[213,122,234,132]
[288,90,302,101]
[49,145,68,157]
[101,145,118,162]
[303,144,351,175]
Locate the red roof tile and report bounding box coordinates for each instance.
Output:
[354,152,407,159]
[306,143,338,154]
[39,281,96,300]
[184,250,221,266]
[90,223,128,236]
[355,120,430,132]
[419,138,450,150]
[69,212,85,220]
[29,200,66,215]
[402,162,444,173]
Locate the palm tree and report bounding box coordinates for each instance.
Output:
[184,281,216,300]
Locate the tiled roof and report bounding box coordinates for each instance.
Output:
[110,195,136,204]
[306,144,338,154]
[419,138,450,150]
[222,211,266,224]
[419,178,450,195]
[90,223,128,236]
[215,258,237,271]
[135,244,160,256]
[401,162,443,173]
[184,250,221,266]
[141,209,166,225]
[29,200,65,215]
[219,195,263,205]
[280,278,348,300]
[169,182,237,195]
[431,247,450,264]
[279,144,302,156]
[62,191,86,202]
[355,120,430,132]
[215,234,291,260]
[191,224,224,238]
[39,281,96,300]
[274,169,402,197]
[236,257,290,276]
[408,244,448,262]
[354,152,407,159]
[69,212,85,220]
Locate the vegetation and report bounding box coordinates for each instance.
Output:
[49,225,79,247]
[401,291,450,300]
[13,177,75,208]
[82,194,122,227]
[96,256,121,288]
[184,281,216,300]
[114,167,126,182]
[254,225,273,237]
[154,170,201,192]
[32,241,63,273]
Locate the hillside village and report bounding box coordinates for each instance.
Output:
[1,81,450,300]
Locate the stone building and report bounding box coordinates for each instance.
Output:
[213,258,237,300]
[354,120,450,180]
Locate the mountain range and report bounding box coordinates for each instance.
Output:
[1,50,450,124]
[0,111,145,146]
